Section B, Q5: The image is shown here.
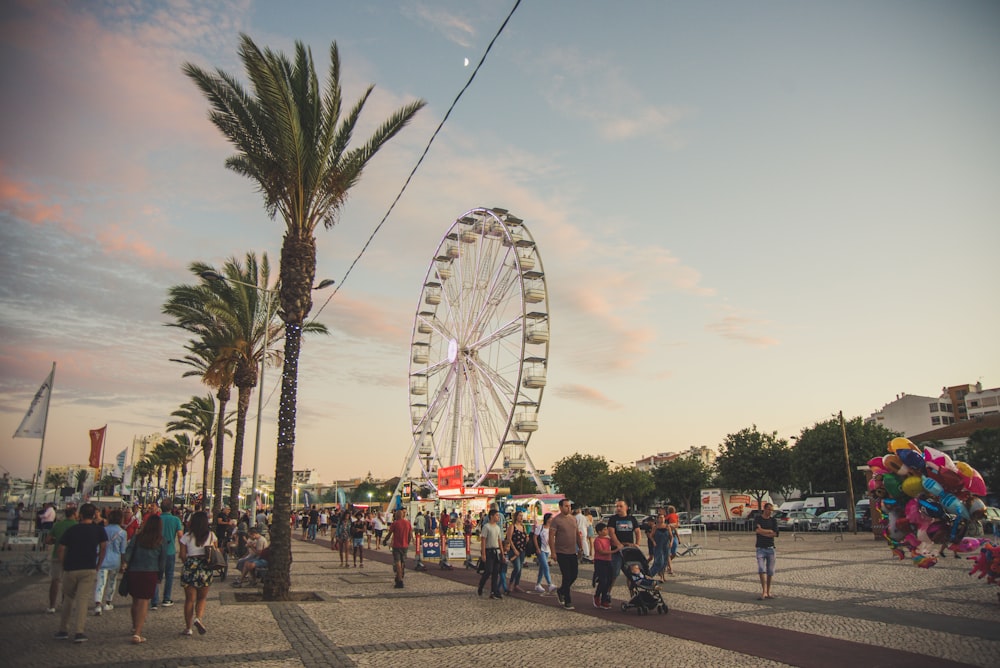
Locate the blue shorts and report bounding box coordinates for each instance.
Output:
[352,537,363,547]
[756,547,775,576]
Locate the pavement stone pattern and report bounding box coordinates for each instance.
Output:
[0,530,997,667]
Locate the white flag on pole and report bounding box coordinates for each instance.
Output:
[13,367,54,438]
[114,448,128,479]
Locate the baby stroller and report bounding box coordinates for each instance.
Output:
[619,546,668,615]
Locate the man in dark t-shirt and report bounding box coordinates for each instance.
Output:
[55,503,107,642]
[754,503,778,600]
[608,499,641,594]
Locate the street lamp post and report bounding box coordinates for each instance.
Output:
[199,270,333,513]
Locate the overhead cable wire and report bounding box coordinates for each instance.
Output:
[311,0,522,322]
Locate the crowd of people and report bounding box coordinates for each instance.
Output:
[42,498,265,645]
[34,494,713,645]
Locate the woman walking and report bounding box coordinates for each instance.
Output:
[122,514,166,644]
[533,513,556,593]
[94,508,128,615]
[179,511,217,636]
[649,508,674,579]
[505,511,529,593]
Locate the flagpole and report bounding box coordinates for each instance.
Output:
[28,362,56,510]
[98,424,108,496]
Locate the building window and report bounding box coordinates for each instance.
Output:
[969,400,980,408]
[929,403,939,412]
[931,416,941,425]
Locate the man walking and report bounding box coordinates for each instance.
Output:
[152,499,183,609]
[55,503,107,643]
[412,510,427,571]
[608,499,641,598]
[549,498,582,610]
[384,509,413,588]
[755,502,778,600]
[46,506,77,613]
[438,508,453,569]
[572,504,591,562]
[307,505,319,541]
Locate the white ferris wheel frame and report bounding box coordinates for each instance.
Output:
[394,207,549,498]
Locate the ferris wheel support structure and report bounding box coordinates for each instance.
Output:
[391,207,550,507]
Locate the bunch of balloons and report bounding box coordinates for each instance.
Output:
[869,437,995,585]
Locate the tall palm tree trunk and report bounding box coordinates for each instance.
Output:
[213,387,230,513]
[228,383,252,516]
[264,320,305,600]
[264,233,315,600]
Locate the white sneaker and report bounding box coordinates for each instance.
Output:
[94,605,102,616]
[548,584,558,593]
[533,584,545,593]
[46,608,56,614]
[103,603,114,612]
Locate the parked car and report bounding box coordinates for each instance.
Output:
[687,514,703,526]
[816,510,849,532]
[778,510,813,533]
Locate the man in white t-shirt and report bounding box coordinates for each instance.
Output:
[572,504,591,562]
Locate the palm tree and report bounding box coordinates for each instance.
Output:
[169,433,197,502]
[133,457,155,505]
[168,340,236,513]
[45,471,68,492]
[75,469,89,494]
[166,253,325,518]
[184,34,424,600]
[167,394,220,504]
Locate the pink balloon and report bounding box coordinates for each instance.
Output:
[965,472,987,496]
[868,456,888,473]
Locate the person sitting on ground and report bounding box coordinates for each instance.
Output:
[232,526,268,587]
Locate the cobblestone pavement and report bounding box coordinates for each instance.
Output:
[1,531,997,667]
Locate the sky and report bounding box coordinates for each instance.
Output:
[1,0,998,489]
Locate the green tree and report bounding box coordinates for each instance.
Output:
[167,394,222,502]
[508,472,536,495]
[45,471,68,491]
[791,417,897,499]
[652,456,712,513]
[184,35,425,600]
[550,454,609,506]
[958,428,1000,492]
[715,426,792,509]
[608,466,655,512]
[169,339,235,513]
[167,253,328,517]
[352,480,380,504]
[75,469,89,494]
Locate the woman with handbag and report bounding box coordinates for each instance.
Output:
[121,514,165,644]
[505,511,529,593]
[179,511,218,636]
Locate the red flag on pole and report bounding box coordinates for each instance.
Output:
[89,426,106,469]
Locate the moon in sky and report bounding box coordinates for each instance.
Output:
[463,57,469,67]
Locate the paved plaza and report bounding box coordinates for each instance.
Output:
[1,530,997,667]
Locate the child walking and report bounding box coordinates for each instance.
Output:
[593,522,617,609]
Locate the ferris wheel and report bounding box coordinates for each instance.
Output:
[396,207,549,496]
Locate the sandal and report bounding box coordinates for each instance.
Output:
[131,635,146,644]
[180,629,193,636]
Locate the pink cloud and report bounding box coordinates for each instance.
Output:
[0,169,65,226]
[552,384,622,410]
[96,224,168,263]
[319,293,410,346]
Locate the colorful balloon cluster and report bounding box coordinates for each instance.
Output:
[870,437,996,585]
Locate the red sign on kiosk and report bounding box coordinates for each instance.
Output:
[438,465,463,490]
